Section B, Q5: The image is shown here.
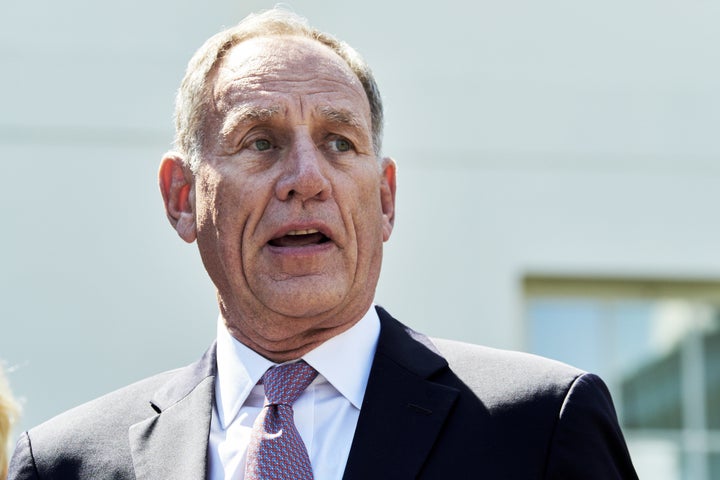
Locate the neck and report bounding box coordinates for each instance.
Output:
[221,306,368,363]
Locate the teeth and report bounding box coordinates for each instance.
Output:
[286,229,319,236]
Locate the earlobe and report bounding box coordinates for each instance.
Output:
[379,157,397,242]
[159,152,197,243]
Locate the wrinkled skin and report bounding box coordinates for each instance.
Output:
[159,36,396,361]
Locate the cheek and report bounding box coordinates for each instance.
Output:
[193,181,218,239]
[351,174,384,226]
[194,175,246,254]
[347,177,385,254]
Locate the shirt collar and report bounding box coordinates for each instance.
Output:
[303,306,380,410]
[214,306,380,429]
[214,317,275,430]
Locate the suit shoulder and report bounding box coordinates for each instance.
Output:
[28,368,179,444]
[431,337,586,408]
[375,307,587,408]
[432,337,582,378]
[10,368,186,479]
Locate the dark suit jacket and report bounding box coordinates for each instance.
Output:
[9,307,638,479]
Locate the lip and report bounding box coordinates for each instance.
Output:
[265,221,336,255]
[268,221,334,243]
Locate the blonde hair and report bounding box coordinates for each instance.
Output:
[0,367,19,480]
[174,8,384,172]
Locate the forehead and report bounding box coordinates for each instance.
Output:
[212,36,370,119]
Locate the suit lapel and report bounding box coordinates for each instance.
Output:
[342,308,460,479]
[129,345,217,480]
[126,312,456,479]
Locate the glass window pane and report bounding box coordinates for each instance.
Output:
[704,327,720,429]
[527,299,603,373]
[621,347,682,429]
[709,453,720,479]
[526,282,720,480]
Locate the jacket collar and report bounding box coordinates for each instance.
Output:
[126,307,459,480]
[129,344,217,480]
[342,307,460,479]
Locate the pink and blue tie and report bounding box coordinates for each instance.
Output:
[245,361,318,480]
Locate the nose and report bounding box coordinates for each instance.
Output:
[275,133,331,202]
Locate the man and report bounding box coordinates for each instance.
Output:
[9,8,638,479]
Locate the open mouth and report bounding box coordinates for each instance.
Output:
[268,229,332,248]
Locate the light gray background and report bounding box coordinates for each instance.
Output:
[2,0,719,450]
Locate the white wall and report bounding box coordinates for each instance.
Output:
[2,0,720,436]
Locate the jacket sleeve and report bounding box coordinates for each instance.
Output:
[7,432,40,480]
[544,373,639,479]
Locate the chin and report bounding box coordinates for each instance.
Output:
[253,275,350,316]
[268,295,345,320]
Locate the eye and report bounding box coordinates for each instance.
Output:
[328,137,354,153]
[252,138,273,151]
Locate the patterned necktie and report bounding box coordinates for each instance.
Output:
[245,361,318,480]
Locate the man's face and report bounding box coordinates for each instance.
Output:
[162,36,395,356]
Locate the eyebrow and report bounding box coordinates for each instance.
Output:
[316,106,365,130]
[220,106,283,138]
[219,104,366,139]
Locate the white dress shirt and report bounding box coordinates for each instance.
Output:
[207,307,380,480]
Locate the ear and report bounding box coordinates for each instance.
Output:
[379,157,397,242]
[159,152,197,243]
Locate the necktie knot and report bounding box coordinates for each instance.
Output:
[246,360,318,480]
[262,361,318,406]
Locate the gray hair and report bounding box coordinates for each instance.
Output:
[174,9,384,172]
